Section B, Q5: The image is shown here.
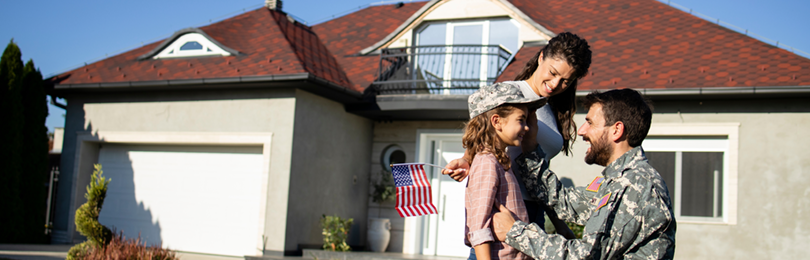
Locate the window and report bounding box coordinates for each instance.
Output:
[153,33,231,59]
[643,123,739,224]
[381,145,406,172]
[414,18,519,93]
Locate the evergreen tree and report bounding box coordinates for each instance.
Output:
[21,59,49,243]
[0,39,26,242]
[0,39,49,243]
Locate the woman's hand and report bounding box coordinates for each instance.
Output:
[441,158,470,182]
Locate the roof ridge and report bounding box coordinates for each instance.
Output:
[269,9,354,89]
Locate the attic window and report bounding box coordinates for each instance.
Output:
[153,33,231,59]
[180,41,203,50]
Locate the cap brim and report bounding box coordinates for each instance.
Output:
[507,96,547,111]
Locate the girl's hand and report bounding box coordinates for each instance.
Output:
[441,158,470,182]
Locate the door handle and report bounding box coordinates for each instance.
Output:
[442,195,447,221]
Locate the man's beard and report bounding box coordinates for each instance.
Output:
[584,130,612,166]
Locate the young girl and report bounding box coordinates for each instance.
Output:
[463,83,544,260]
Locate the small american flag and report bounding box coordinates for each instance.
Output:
[391,163,438,217]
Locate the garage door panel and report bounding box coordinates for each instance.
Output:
[97,143,264,256]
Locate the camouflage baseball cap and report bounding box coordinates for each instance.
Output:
[468,82,547,118]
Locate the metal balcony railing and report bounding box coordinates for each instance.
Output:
[372,45,513,95]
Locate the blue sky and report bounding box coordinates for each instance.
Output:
[0,0,807,132]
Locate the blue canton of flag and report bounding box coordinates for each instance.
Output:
[390,164,438,217]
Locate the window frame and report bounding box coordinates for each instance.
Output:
[413,18,520,93]
[153,33,231,59]
[643,123,739,225]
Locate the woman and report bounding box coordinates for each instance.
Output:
[444,32,592,246]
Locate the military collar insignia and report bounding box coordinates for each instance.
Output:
[586,176,605,192]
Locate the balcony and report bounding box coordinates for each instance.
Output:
[371,45,513,95]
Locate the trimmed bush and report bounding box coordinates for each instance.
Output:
[68,164,112,259]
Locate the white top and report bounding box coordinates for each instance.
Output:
[505,81,564,201]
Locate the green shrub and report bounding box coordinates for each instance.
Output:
[320,214,353,251]
[68,164,112,260]
[371,171,396,203]
[543,215,584,239]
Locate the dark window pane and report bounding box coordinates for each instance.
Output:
[682,152,723,217]
[646,152,676,207]
[180,41,203,50]
[390,150,406,165]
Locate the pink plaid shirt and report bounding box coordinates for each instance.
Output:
[465,152,530,260]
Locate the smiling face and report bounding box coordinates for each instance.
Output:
[578,103,613,166]
[528,52,575,98]
[493,106,530,148]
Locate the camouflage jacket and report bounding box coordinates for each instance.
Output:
[505,146,676,260]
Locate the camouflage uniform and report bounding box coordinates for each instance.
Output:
[505,146,676,260]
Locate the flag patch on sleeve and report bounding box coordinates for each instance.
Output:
[596,193,611,211]
[586,177,604,192]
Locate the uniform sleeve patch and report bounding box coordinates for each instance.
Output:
[586,177,604,192]
[596,192,611,211]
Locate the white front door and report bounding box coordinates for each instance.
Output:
[417,132,469,257]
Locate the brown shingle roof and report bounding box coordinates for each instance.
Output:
[504,0,810,89]
[53,8,354,90]
[312,2,428,91]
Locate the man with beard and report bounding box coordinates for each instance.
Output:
[491,89,676,259]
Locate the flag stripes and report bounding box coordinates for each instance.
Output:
[391,163,438,217]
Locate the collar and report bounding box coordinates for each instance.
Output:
[602,146,645,179]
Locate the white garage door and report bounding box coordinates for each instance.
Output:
[97,143,265,256]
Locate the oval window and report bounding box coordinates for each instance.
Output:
[382,145,406,172]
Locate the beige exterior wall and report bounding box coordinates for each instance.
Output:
[57,88,298,252]
[285,89,373,252]
[372,98,810,258]
[549,98,810,259]
[368,120,465,253]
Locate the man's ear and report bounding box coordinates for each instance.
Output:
[610,121,626,143]
[490,114,503,131]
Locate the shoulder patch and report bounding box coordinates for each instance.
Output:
[586,176,605,192]
[596,193,611,211]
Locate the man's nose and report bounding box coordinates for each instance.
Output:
[577,123,587,136]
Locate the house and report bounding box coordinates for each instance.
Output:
[48,0,810,258]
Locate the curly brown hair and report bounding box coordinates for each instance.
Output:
[514,32,592,156]
[462,104,526,171]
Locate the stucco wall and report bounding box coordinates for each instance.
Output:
[548,97,810,259]
[370,97,810,258]
[56,88,298,252]
[368,120,466,253]
[284,89,373,252]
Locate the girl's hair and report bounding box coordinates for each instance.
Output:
[462,104,525,170]
[513,32,592,156]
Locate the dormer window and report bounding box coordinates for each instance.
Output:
[153,33,231,59]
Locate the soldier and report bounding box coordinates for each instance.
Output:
[491,88,677,259]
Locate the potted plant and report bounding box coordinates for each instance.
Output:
[368,171,395,252]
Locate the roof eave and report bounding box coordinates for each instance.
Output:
[49,73,363,103]
[578,85,810,99]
